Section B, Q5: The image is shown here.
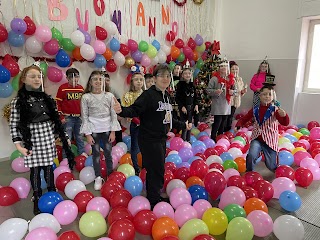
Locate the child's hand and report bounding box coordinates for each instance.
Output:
[182,106,187,114]
[17,145,32,156]
[109,132,115,143]
[113,97,122,114]
[185,121,192,130]
[194,105,199,114]
[229,89,234,95]
[86,135,95,145]
[278,108,286,117]
[215,89,223,95]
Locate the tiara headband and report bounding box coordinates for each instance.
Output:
[262,56,268,64]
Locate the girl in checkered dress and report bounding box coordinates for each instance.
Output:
[9,65,75,215]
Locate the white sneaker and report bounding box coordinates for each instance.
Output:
[94,176,104,191]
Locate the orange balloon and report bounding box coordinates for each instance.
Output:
[186,176,204,188]
[193,50,198,61]
[72,47,83,60]
[243,197,268,215]
[119,153,133,165]
[152,217,179,240]
[137,152,143,168]
[171,46,180,59]
[103,48,113,60]
[234,157,246,173]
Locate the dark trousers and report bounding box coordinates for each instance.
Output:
[92,132,113,177]
[225,106,237,132]
[30,165,55,194]
[211,115,228,141]
[179,105,199,141]
[115,121,123,143]
[138,137,166,205]
[130,122,140,172]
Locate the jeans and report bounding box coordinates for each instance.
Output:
[130,122,140,172]
[91,132,113,177]
[246,139,278,172]
[64,116,84,154]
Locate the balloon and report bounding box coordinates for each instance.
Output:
[243,171,263,187]
[25,227,57,240]
[152,39,161,50]
[38,191,64,214]
[47,66,63,83]
[44,39,60,55]
[188,185,208,204]
[73,190,94,212]
[108,219,135,240]
[105,21,118,35]
[295,167,313,187]
[58,231,80,240]
[174,204,198,227]
[94,54,107,68]
[86,197,110,218]
[9,177,31,199]
[35,25,52,42]
[166,31,176,41]
[51,27,62,42]
[124,56,135,68]
[131,50,143,62]
[247,210,273,237]
[279,190,302,212]
[93,40,107,54]
[7,31,25,47]
[178,219,209,240]
[78,28,91,44]
[225,217,254,240]
[202,208,228,235]
[124,176,143,197]
[152,217,179,240]
[101,179,123,202]
[153,202,174,219]
[203,171,226,200]
[79,211,107,237]
[219,186,246,209]
[0,23,8,42]
[273,215,305,240]
[2,54,19,77]
[141,54,151,66]
[133,209,157,235]
[11,157,29,173]
[0,218,28,240]
[56,49,71,68]
[166,179,186,196]
[0,187,19,206]
[64,180,86,199]
[169,187,192,209]
[29,213,61,233]
[0,82,13,98]
[194,34,204,46]
[106,59,117,72]
[272,177,296,199]
[10,18,27,34]
[96,25,108,40]
[119,43,130,56]
[243,197,268,215]
[252,179,274,203]
[127,39,138,51]
[128,196,150,216]
[108,206,133,225]
[79,166,95,185]
[223,204,246,222]
[80,44,95,60]
[114,51,125,66]
[241,186,258,200]
[110,37,120,52]
[53,200,78,225]
[146,44,157,58]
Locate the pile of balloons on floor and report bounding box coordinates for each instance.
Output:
[2,121,320,239]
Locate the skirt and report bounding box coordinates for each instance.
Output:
[24,121,57,168]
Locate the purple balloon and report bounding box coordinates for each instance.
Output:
[192,145,206,155]
[131,50,143,62]
[203,138,216,149]
[177,162,191,169]
[194,34,204,46]
[10,18,27,34]
[79,28,91,44]
[178,147,194,162]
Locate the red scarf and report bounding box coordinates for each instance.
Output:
[212,72,235,104]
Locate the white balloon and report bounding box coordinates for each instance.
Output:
[105,21,118,35]
[29,213,61,234]
[25,36,42,54]
[227,147,243,159]
[161,44,171,55]
[273,215,304,240]
[168,150,179,155]
[70,30,85,46]
[79,166,96,185]
[157,50,167,63]
[206,155,223,165]
[114,51,125,66]
[116,142,128,153]
[151,55,159,65]
[166,179,186,196]
[80,44,96,60]
[0,218,28,240]
[64,180,86,199]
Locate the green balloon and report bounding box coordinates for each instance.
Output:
[138,40,149,52]
[177,53,185,62]
[61,38,75,52]
[10,150,23,161]
[11,73,20,91]
[117,163,135,177]
[226,217,254,240]
[71,144,78,156]
[299,128,310,136]
[196,59,204,69]
[146,44,157,58]
[196,43,206,53]
[51,27,63,42]
[178,219,209,240]
[39,62,48,77]
[233,136,246,145]
[168,61,176,71]
[223,160,238,170]
[79,211,107,238]
[224,204,246,222]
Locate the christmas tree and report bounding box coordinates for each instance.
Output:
[194,43,222,122]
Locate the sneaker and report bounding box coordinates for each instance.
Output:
[81,152,88,158]
[94,176,104,191]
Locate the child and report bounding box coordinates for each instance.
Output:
[235,83,289,172]
[9,64,74,215]
[206,59,235,141]
[56,68,85,155]
[175,66,199,141]
[250,57,272,107]
[113,64,192,208]
[225,61,247,132]
[80,70,121,190]
[121,72,145,175]
[144,73,155,89]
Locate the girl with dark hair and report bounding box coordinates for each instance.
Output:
[9,64,75,215]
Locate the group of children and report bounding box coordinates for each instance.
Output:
[9,57,289,214]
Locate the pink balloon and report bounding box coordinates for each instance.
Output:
[98,238,113,240]
[86,197,110,218]
[141,54,151,67]
[128,196,150,216]
[11,157,30,173]
[247,210,273,237]
[25,227,57,240]
[310,127,320,140]
[169,187,192,209]
[93,40,107,54]
[167,132,175,139]
[54,166,71,183]
[43,39,59,55]
[9,177,31,199]
[84,143,92,155]
[170,137,184,151]
[112,146,125,160]
[127,39,138,52]
[217,138,230,148]
[152,202,174,219]
[53,200,78,225]
[47,66,63,83]
[59,159,68,166]
[271,177,296,199]
[174,204,197,227]
[286,129,296,134]
[218,186,246,209]
[294,151,312,166]
[299,139,310,150]
[300,157,319,170]
[223,168,240,181]
[193,199,212,219]
[34,25,52,42]
[182,141,192,149]
[314,153,320,166]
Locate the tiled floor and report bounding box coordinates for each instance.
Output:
[1,159,320,239]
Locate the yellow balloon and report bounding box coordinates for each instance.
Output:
[178,219,209,240]
[202,207,228,235]
[117,163,135,177]
[292,147,306,154]
[53,158,60,167]
[124,56,135,68]
[79,211,107,237]
[292,132,303,140]
[278,137,291,145]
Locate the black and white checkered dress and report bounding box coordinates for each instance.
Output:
[10,98,57,167]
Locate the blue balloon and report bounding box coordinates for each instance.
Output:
[192,140,206,149]
[94,54,107,68]
[284,135,298,143]
[187,156,202,164]
[85,155,93,167]
[123,136,131,145]
[52,163,57,171]
[55,49,71,67]
[188,185,208,204]
[279,190,301,212]
[38,191,64,214]
[124,176,143,197]
[297,124,305,129]
[110,37,120,52]
[197,132,209,139]
[220,152,234,162]
[177,162,190,169]
[279,150,294,166]
[190,136,197,144]
[8,30,25,47]
[192,145,206,155]
[151,39,160,51]
[166,141,171,148]
[0,82,13,98]
[0,65,11,83]
[193,68,200,78]
[40,170,47,190]
[165,154,182,166]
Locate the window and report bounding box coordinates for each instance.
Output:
[304,20,320,92]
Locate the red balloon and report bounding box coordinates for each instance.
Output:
[204,171,226,200]
[225,131,234,140]
[56,172,75,192]
[208,163,224,173]
[205,41,212,50]
[119,43,130,56]
[287,125,299,131]
[310,142,320,152]
[101,180,123,201]
[126,73,132,85]
[213,145,226,155]
[216,134,228,142]
[198,123,209,132]
[164,171,174,189]
[311,148,320,158]
[0,187,19,206]
[173,167,190,182]
[235,113,244,120]
[252,180,274,203]
[194,234,216,240]
[204,148,218,158]
[161,236,179,240]
[109,189,132,208]
[195,153,207,160]
[106,59,117,72]
[227,175,246,188]
[165,162,177,174]
[73,190,94,212]
[166,31,176,41]
[100,158,107,178]
[229,142,244,151]
[241,186,258,200]
[56,145,63,162]
[307,121,320,130]
[108,207,133,225]
[2,54,19,77]
[95,26,107,40]
[0,23,8,42]
[243,171,263,187]
[58,231,80,240]
[23,16,36,35]
[174,38,184,48]
[293,141,306,149]
[133,209,157,235]
[300,135,310,141]
[108,219,135,240]
[295,167,313,187]
[275,165,295,180]
[74,155,86,172]
[190,159,208,179]
[139,168,147,183]
[187,38,196,50]
[107,171,126,186]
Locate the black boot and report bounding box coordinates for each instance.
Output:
[32,192,41,215]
